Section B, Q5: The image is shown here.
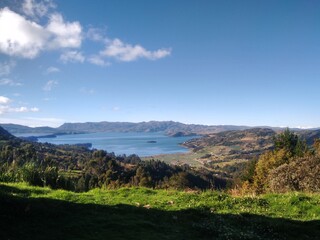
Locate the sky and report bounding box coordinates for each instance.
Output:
[0,0,320,128]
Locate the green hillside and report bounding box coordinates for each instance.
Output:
[0,182,319,240]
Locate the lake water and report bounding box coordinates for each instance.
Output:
[36,132,196,157]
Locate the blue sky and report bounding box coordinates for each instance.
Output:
[0,0,319,128]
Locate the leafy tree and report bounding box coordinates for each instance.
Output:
[133,166,152,187]
[273,128,307,158]
[168,172,190,189]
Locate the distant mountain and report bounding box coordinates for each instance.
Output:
[1,121,319,137]
[57,121,251,135]
[0,124,57,135]
[1,121,253,137]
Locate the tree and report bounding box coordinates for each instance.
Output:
[253,129,309,193]
[273,128,307,158]
[133,166,152,187]
[168,172,190,189]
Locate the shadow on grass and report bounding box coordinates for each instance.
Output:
[0,184,319,240]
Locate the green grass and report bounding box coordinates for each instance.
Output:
[0,182,319,240]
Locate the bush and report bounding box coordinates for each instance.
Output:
[268,156,320,193]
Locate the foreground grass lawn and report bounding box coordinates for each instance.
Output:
[0,183,319,240]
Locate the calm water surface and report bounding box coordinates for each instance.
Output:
[37,132,196,157]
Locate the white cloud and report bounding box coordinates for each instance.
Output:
[100,38,171,62]
[0,96,11,104]
[45,66,60,74]
[0,60,16,76]
[43,80,58,91]
[0,4,171,66]
[13,106,39,113]
[86,26,171,64]
[0,7,82,59]
[0,7,49,58]
[46,13,82,49]
[87,55,109,66]
[60,50,85,63]
[295,126,314,129]
[0,95,39,115]
[22,0,55,19]
[0,78,22,86]
[86,27,107,42]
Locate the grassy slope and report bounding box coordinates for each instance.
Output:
[0,183,319,240]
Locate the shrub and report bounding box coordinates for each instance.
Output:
[268,156,320,193]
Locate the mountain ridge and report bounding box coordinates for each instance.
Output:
[2,120,317,136]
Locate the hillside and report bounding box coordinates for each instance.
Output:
[0,182,319,240]
[151,128,320,180]
[184,128,275,150]
[149,128,275,170]
[297,129,320,145]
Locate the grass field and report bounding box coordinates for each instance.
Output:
[0,182,319,240]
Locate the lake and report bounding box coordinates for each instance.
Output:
[36,132,197,157]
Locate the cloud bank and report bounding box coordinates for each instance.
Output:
[0,1,171,64]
